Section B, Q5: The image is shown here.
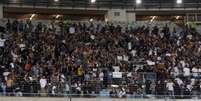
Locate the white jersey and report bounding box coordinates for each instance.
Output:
[0,38,6,47]
[192,67,198,77]
[40,78,47,88]
[183,67,190,77]
[166,82,174,91]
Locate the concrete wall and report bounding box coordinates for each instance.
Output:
[126,12,136,22]
[0,4,3,19]
[106,9,127,22]
[0,97,200,101]
[105,9,136,22]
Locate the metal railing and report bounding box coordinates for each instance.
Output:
[1,93,201,98]
[1,72,201,99]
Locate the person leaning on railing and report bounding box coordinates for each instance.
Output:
[39,76,47,96]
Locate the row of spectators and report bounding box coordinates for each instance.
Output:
[0,19,201,98]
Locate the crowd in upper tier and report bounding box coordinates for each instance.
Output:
[0,19,201,98]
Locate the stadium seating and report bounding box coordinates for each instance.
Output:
[0,19,201,99]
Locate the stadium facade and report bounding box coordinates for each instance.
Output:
[0,0,201,23]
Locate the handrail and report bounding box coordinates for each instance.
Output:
[0,93,200,99]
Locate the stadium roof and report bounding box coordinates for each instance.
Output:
[1,0,201,9]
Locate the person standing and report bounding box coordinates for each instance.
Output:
[6,76,14,96]
[39,76,47,96]
[166,79,175,99]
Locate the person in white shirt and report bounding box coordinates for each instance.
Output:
[0,37,6,47]
[113,66,120,72]
[175,78,183,87]
[118,87,126,98]
[180,60,185,68]
[65,83,70,94]
[3,71,10,81]
[11,50,19,62]
[183,67,190,78]
[40,76,47,88]
[131,50,137,57]
[51,85,57,95]
[128,42,132,50]
[148,49,153,56]
[166,79,174,98]
[40,76,47,96]
[171,66,179,77]
[69,26,75,34]
[198,67,201,77]
[99,71,104,81]
[186,83,192,93]
[174,66,179,77]
[192,67,198,78]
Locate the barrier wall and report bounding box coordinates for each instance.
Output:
[0,97,200,101]
[0,4,3,19]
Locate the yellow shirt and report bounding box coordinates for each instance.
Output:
[77,67,83,76]
[6,79,14,88]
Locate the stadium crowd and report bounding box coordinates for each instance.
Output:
[0,19,201,98]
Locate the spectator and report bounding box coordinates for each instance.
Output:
[118,87,126,98]
[6,76,14,96]
[166,79,174,98]
[40,76,47,96]
[1,82,6,96]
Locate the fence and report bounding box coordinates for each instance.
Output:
[2,97,201,101]
[1,72,201,99]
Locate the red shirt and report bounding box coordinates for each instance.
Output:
[25,64,32,71]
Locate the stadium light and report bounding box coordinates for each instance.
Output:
[136,0,142,4]
[30,14,36,20]
[90,0,96,4]
[176,16,180,20]
[177,0,182,4]
[105,18,108,22]
[54,0,59,2]
[90,18,94,22]
[150,16,156,22]
[56,15,61,19]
